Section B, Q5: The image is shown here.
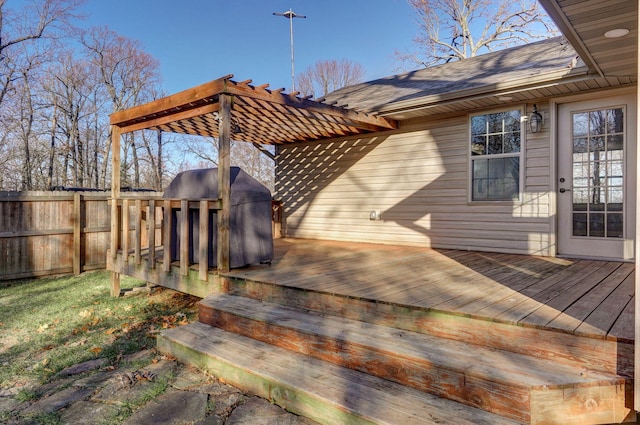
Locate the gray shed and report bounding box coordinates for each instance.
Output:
[163,167,273,268]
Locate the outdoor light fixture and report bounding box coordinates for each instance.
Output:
[604,28,629,38]
[529,105,543,133]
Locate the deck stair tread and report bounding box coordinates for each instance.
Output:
[159,322,519,425]
[196,293,632,424]
[200,293,624,390]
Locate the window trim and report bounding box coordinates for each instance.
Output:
[468,107,525,203]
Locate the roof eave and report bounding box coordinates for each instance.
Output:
[376,66,591,118]
[538,0,604,77]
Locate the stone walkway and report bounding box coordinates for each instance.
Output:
[0,349,318,424]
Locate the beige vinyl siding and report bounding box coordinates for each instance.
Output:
[276,109,553,256]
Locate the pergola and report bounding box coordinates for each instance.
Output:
[108,75,397,290]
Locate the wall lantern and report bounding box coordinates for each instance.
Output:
[529,104,543,133]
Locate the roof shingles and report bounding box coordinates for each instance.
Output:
[322,37,579,114]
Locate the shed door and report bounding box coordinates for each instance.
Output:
[557,94,636,260]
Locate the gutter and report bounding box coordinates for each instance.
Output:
[376,66,593,117]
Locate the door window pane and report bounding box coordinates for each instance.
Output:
[589,213,605,237]
[571,107,624,238]
[607,214,623,238]
[573,213,587,236]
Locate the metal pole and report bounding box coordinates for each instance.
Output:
[273,9,306,92]
[289,14,295,91]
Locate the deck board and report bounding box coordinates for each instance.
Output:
[223,239,635,342]
[575,272,635,338]
[546,263,634,332]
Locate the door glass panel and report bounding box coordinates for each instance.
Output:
[571,108,624,238]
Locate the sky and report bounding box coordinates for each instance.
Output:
[79,0,418,96]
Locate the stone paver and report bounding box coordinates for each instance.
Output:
[54,358,108,379]
[58,400,120,425]
[123,389,208,425]
[0,350,318,425]
[227,397,319,425]
[21,386,94,416]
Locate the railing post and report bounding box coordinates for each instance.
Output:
[180,199,189,276]
[135,199,142,265]
[199,200,209,281]
[148,199,156,269]
[122,198,129,273]
[163,199,172,272]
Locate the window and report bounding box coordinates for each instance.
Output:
[571,108,624,238]
[470,109,522,201]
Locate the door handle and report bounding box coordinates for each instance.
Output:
[559,188,571,193]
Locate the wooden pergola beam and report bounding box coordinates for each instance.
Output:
[109,75,397,143]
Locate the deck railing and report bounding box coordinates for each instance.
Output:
[110,196,221,276]
[108,196,282,297]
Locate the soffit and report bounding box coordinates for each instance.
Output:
[539,0,638,78]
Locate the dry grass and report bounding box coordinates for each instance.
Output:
[0,271,199,389]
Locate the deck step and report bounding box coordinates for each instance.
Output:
[224,275,633,378]
[158,322,519,425]
[198,293,630,425]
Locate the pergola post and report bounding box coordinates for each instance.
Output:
[635,12,640,410]
[110,125,122,297]
[217,94,232,274]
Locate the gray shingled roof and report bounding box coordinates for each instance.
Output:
[322,37,580,115]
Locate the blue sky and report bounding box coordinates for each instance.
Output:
[80,0,418,96]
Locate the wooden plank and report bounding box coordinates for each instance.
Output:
[107,251,219,299]
[199,200,208,281]
[492,260,602,324]
[73,193,82,275]
[121,198,129,270]
[546,263,634,333]
[110,125,121,264]
[180,200,189,276]
[575,272,635,338]
[217,94,231,273]
[609,294,635,342]
[163,200,172,272]
[135,199,142,265]
[200,293,626,424]
[159,323,516,425]
[522,261,625,329]
[148,199,156,269]
[110,271,120,297]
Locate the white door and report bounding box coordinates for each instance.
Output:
[557,93,636,260]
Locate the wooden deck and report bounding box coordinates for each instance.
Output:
[223,238,635,344]
[157,237,635,424]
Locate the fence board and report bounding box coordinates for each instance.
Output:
[0,191,163,281]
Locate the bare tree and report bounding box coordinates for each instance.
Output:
[0,0,82,106]
[399,0,558,68]
[44,50,96,187]
[296,59,366,98]
[81,26,162,188]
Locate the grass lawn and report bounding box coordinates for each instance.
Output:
[0,271,199,391]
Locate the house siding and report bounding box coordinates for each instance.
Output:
[275,105,553,256]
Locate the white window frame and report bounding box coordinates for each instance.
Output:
[468,107,525,203]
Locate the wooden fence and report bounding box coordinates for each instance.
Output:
[0,191,162,281]
[0,192,282,282]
